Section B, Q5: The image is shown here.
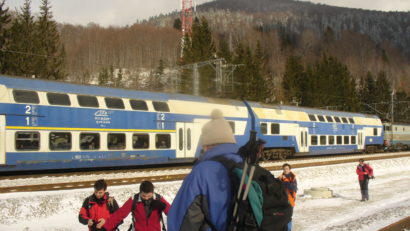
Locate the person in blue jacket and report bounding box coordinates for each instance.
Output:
[168,109,242,231]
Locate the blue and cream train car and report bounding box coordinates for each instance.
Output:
[251,104,384,159]
[0,75,384,172]
[0,75,252,172]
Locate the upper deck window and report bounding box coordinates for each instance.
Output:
[13,90,39,104]
[77,95,99,108]
[326,116,334,123]
[308,114,317,121]
[228,121,235,133]
[348,118,355,124]
[105,97,125,109]
[130,100,148,111]
[334,117,341,123]
[261,123,267,134]
[317,115,325,122]
[341,117,349,123]
[47,93,71,106]
[271,123,280,134]
[153,101,170,112]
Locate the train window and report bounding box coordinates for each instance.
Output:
[261,123,267,134]
[311,136,318,145]
[271,123,280,134]
[156,134,171,149]
[373,128,378,136]
[178,128,183,151]
[13,90,40,104]
[47,93,71,106]
[105,97,125,109]
[130,100,148,111]
[15,132,40,150]
[320,136,326,145]
[334,117,341,123]
[49,132,71,150]
[344,136,350,144]
[108,133,126,150]
[337,136,342,144]
[384,125,391,131]
[325,116,334,123]
[317,115,325,122]
[80,133,100,150]
[348,118,355,124]
[341,117,349,123]
[308,114,317,121]
[153,101,170,112]
[228,121,235,133]
[77,95,99,108]
[133,134,149,149]
[329,136,335,145]
[187,128,192,150]
[351,136,356,144]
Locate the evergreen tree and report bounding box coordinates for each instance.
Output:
[35,0,66,80]
[0,0,11,73]
[283,55,305,104]
[6,0,37,77]
[98,67,109,86]
[301,55,358,111]
[180,17,216,96]
[217,37,231,63]
[248,41,268,102]
[360,72,377,113]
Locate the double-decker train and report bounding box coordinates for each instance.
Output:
[0,75,384,172]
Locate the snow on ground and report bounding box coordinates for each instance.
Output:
[1,152,406,188]
[1,156,410,231]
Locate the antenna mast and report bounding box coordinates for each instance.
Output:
[181,0,193,56]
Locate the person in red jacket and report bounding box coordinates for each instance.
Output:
[102,180,170,231]
[79,179,120,230]
[356,159,374,201]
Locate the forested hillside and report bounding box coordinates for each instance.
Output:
[1,0,410,121]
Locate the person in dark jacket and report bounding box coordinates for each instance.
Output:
[102,180,170,231]
[79,179,119,231]
[278,163,297,231]
[356,158,374,201]
[167,109,242,231]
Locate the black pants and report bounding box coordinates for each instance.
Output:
[359,179,369,200]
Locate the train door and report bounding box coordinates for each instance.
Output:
[299,127,309,153]
[357,130,364,150]
[0,115,5,164]
[176,122,198,158]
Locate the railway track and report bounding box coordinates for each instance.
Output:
[1,152,409,193]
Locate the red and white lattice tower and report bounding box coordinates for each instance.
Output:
[181,0,193,36]
[181,0,193,56]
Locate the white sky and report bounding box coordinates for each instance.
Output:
[4,0,410,27]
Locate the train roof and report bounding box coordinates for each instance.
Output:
[0,75,244,105]
[250,102,380,119]
[0,75,381,120]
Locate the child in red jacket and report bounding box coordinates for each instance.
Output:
[356,159,374,201]
[103,181,170,231]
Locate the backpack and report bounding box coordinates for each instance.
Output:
[211,156,293,231]
[128,193,166,231]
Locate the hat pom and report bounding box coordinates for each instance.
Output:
[210,109,223,120]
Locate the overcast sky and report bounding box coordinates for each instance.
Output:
[5,0,410,27]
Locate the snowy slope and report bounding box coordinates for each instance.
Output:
[1,157,410,231]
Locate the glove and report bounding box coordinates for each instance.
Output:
[151,199,166,211]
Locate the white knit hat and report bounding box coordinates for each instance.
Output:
[200,109,236,146]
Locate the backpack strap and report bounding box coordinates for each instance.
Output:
[85,195,93,219]
[154,193,167,231]
[128,193,139,231]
